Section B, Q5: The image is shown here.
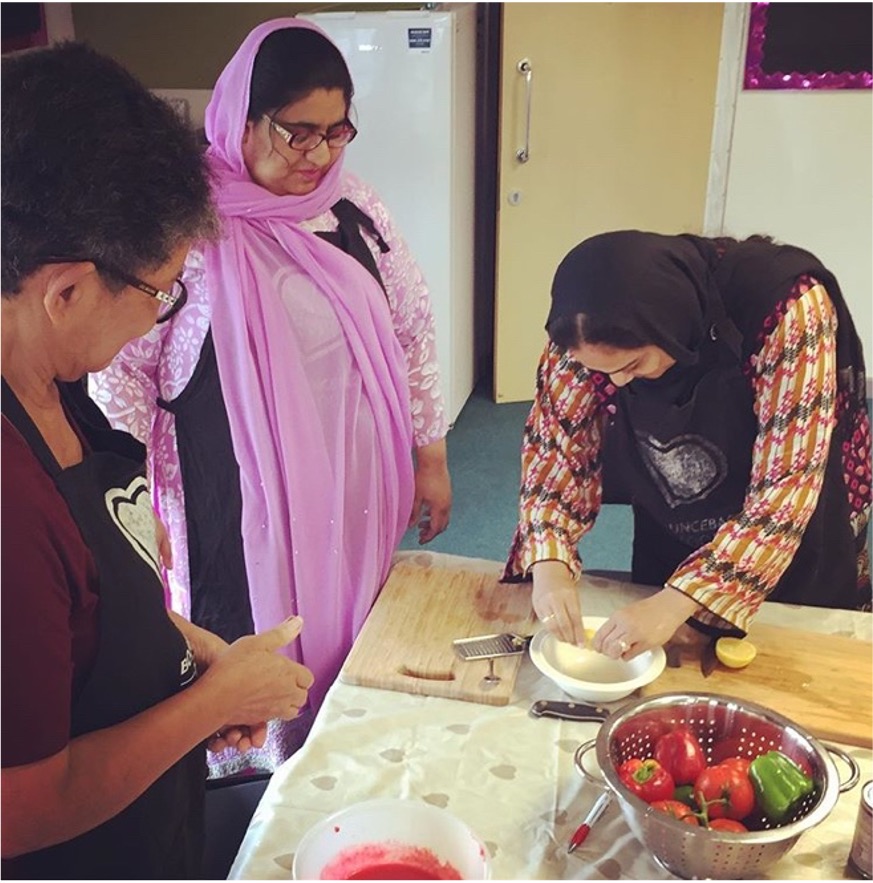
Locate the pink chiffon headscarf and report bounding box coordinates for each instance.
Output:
[202,17,414,709]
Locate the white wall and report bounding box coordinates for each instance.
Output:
[708,5,872,391]
[723,91,873,377]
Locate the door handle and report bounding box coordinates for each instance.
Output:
[516,58,532,163]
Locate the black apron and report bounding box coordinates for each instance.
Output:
[601,295,859,615]
[1,380,205,880]
[159,198,389,643]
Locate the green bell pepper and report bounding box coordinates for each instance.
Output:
[748,750,815,824]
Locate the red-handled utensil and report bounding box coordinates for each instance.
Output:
[567,790,612,854]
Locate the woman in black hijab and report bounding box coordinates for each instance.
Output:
[503,230,870,659]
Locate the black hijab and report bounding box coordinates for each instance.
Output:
[546,231,722,366]
[547,230,867,407]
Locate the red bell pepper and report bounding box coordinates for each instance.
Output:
[617,758,675,803]
[654,727,707,785]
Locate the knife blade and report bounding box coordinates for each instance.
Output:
[529,699,610,722]
[700,637,719,678]
[665,644,683,669]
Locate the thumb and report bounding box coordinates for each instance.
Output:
[256,615,304,651]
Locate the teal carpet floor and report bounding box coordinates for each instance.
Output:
[398,384,633,570]
[403,386,873,570]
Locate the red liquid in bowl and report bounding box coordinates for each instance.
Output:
[346,861,443,879]
[320,843,463,880]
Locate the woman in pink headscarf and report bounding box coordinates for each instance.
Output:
[92,18,452,774]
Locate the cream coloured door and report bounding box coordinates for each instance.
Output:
[494,3,724,402]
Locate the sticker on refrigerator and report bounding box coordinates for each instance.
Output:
[408,27,432,50]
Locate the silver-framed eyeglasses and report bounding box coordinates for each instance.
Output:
[266,115,358,152]
[40,256,188,324]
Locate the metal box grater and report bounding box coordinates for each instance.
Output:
[452,633,531,660]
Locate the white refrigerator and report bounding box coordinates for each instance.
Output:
[302,6,477,425]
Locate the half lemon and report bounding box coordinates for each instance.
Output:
[715,637,757,669]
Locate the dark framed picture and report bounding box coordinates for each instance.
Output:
[1,3,48,54]
[745,2,872,90]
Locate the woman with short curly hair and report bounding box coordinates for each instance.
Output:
[1,43,313,878]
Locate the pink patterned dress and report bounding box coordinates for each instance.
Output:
[91,172,448,773]
[92,172,447,620]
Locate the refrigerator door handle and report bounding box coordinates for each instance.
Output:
[516,58,533,163]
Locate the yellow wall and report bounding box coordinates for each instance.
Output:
[71,2,421,88]
[494,2,724,401]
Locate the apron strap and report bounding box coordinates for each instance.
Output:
[1,378,62,477]
[314,198,390,297]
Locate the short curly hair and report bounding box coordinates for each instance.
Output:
[2,42,217,295]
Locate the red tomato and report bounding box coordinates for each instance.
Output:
[710,739,755,765]
[653,727,707,785]
[708,818,749,833]
[617,758,676,803]
[694,762,756,820]
[719,756,751,776]
[649,799,700,825]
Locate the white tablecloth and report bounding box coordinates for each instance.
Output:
[230,551,872,880]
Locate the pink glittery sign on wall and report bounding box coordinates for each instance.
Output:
[744,1,872,90]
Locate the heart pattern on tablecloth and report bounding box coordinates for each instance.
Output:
[380,748,405,763]
[446,723,470,735]
[273,853,294,871]
[311,776,337,791]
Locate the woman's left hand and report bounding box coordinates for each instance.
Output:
[207,722,268,755]
[409,439,452,544]
[154,513,173,570]
[592,588,700,660]
[169,612,230,672]
[171,615,272,756]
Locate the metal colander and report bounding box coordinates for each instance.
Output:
[574,692,859,879]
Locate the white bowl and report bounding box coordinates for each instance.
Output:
[529,616,666,702]
[292,798,491,880]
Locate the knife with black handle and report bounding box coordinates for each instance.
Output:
[700,637,719,678]
[529,699,610,722]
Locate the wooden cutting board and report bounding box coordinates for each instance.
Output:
[640,623,873,748]
[340,559,536,705]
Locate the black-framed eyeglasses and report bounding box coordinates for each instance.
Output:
[266,115,358,152]
[40,257,188,324]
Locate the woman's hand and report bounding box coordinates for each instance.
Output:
[206,722,267,756]
[171,613,313,754]
[202,617,313,727]
[180,626,267,756]
[409,439,452,544]
[167,613,268,756]
[592,588,700,660]
[531,561,586,646]
[154,514,173,570]
[167,611,228,672]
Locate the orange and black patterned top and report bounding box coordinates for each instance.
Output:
[504,278,871,632]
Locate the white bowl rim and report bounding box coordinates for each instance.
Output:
[292,797,491,879]
[529,622,666,693]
